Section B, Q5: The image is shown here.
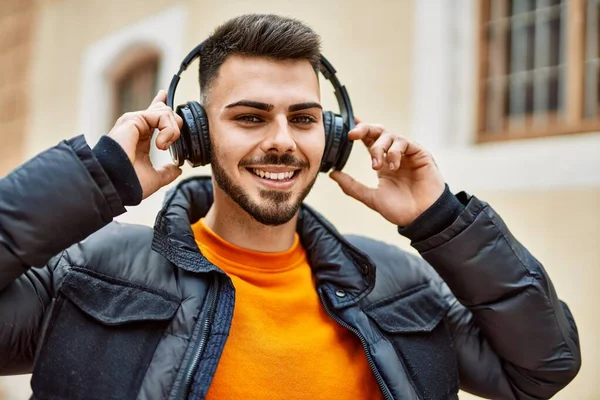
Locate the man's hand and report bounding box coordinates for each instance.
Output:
[107,90,183,200]
[329,119,445,227]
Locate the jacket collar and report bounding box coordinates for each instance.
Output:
[151,176,375,308]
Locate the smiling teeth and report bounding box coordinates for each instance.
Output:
[252,169,295,180]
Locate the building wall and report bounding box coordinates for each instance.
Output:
[0,1,37,176]
[25,0,413,155]
[408,1,600,399]
[1,0,597,399]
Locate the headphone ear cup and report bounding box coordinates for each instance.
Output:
[186,101,211,166]
[172,104,195,167]
[320,111,334,172]
[172,102,210,167]
[333,120,353,171]
[320,111,346,173]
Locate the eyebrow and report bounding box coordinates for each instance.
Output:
[288,102,323,112]
[224,100,323,112]
[225,100,274,111]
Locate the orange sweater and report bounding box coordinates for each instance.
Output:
[192,219,383,400]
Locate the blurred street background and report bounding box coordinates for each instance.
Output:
[0,0,599,398]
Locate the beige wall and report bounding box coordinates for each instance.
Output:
[1,0,598,399]
[0,1,37,176]
[25,0,412,155]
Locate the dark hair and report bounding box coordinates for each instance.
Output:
[199,14,322,103]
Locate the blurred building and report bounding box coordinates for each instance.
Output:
[0,0,598,399]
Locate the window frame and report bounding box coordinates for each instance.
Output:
[107,45,161,126]
[476,0,600,143]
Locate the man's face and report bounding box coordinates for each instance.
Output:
[206,55,325,226]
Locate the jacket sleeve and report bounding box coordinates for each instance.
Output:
[409,193,581,399]
[0,135,126,374]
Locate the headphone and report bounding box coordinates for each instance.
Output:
[166,41,355,173]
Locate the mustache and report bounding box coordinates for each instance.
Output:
[239,153,309,169]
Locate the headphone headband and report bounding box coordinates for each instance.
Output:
[166,42,355,133]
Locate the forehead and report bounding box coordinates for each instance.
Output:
[208,55,320,107]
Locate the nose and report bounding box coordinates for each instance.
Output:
[259,115,297,154]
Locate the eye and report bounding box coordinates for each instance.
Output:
[291,115,318,124]
[236,115,263,124]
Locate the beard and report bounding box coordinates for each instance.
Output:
[211,151,318,226]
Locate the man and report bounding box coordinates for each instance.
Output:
[0,14,580,400]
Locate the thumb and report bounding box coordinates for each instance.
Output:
[329,171,375,209]
[156,163,183,187]
[149,90,167,108]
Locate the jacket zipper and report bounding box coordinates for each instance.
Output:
[319,291,394,400]
[175,275,220,400]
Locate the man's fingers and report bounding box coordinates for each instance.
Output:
[156,163,183,187]
[348,122,409,170]
[344,118,433,174]
[165,109,181,148]
[350,122,414,171]
[150,90,167,108]
[329,171,375,209]
[175,113,184,129]
[118,112,151,134]
[386,136,410,170]
[369,132,394,170]
[147,93,178,149]
[155,126,178,150]
[348,122,385,142]
[140,107,180,149]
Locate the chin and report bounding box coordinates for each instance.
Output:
[245,192,302,226]
[249,207,298,226]
[212,154,317,226]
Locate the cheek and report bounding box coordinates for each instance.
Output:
[298,130,326,168]
[211,129,251,169]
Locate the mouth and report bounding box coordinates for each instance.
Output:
[246,167,301,189]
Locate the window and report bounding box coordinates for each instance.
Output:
[109,45,161,124]
[477,0,600,142]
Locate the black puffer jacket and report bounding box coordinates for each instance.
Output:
[0,136,581,400]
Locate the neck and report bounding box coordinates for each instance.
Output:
[203,184,298,253]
